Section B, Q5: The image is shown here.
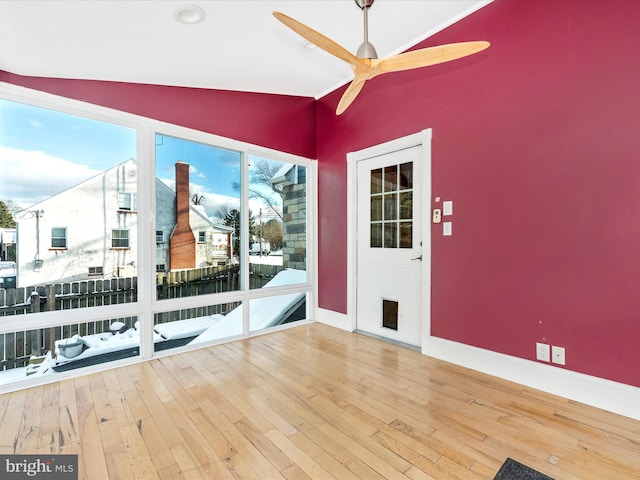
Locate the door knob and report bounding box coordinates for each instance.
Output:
[411,255,422,261]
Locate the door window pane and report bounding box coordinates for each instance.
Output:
[399,162,413,190]
[371,168,383,194]
[399,191,412,220]
[370,162,413,249]
[370,196,382,222]
[370,224,382,248]
[384,223,397,248]
[384,193,397,221]
[384,165,397,192]
[400,222,413,248]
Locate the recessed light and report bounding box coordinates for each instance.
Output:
[173,4,205,25]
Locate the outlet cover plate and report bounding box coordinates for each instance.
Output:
[552,345,566,365]
[536,342,550,362]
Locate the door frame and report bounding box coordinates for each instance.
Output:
[346,129,432,355]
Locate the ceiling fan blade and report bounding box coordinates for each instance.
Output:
[336,75,368,115]
[273,11,360,66]
[374,41,490,74]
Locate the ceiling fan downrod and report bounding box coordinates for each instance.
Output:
[355,0,378,59]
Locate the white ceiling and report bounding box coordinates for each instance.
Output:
[0,0,492,99]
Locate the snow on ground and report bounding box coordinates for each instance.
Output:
[0,268,307,386]
[248,251,283,266]
[190,268,306,344]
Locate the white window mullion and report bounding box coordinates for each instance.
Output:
[137,124,155,360]
[240,150,250,334]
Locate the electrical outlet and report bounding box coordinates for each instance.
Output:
[536,342,550,362]
[552,346,566,365]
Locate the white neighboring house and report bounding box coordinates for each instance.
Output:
[16,159,231,287]
[0,228,16,262]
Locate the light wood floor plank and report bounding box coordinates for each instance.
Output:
[1,323,639,479]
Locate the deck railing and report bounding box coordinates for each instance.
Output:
[0,263,284,371]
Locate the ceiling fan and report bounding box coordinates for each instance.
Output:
[274,0,490,115]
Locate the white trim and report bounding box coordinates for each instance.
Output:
[428,336,640,421]
[346,129,432,344]
[315,307,350,331]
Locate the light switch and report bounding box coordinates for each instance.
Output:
[443,222,452,236]
[443,200,453,216]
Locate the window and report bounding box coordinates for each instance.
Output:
[88,266,103,276]
[0,87,314,391]
[111,229,129,248]
[118,192,137,211]
[370,162,413,248]
[155,134,242,297]
[51,227,67,248]
[249,156,307,289]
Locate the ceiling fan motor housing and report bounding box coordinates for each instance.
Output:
[356,41,378,59]
[354,0,375,9]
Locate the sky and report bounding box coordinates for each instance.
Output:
[0,98,285,221]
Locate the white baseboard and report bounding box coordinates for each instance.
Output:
[315,308,351,331]
[427,336,640,421]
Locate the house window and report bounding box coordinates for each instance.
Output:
[156,264,166,272]
[370,162,413,249]
[198,231,206,243]
[88,266,103,276]
[156,230,164,243]
[51,227,67,249]
[111,229,129,248]
[118,192,137,211]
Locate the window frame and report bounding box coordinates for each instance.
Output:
[0,81,317,394]
[88,266,104,276]
[118,191,138,212]
[50,226,67,249]
[111,229,130,249]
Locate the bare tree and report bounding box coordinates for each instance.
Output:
[191,193,204,205]
[213,204,233,224]
[232,159,284,221]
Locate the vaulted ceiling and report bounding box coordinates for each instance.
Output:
[0,0,492,99]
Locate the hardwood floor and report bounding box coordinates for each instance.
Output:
[1,323,638,479]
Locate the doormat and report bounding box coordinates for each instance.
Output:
[493,458,554,480]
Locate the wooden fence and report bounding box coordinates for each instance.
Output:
[0,263,283,371]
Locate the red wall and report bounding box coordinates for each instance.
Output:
[0,71,317,159]
[3,0,640,388]
[316,0,640,387]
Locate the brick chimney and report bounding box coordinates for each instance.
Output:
[169,161,195,269]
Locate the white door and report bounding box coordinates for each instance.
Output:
[352,133,430,348]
